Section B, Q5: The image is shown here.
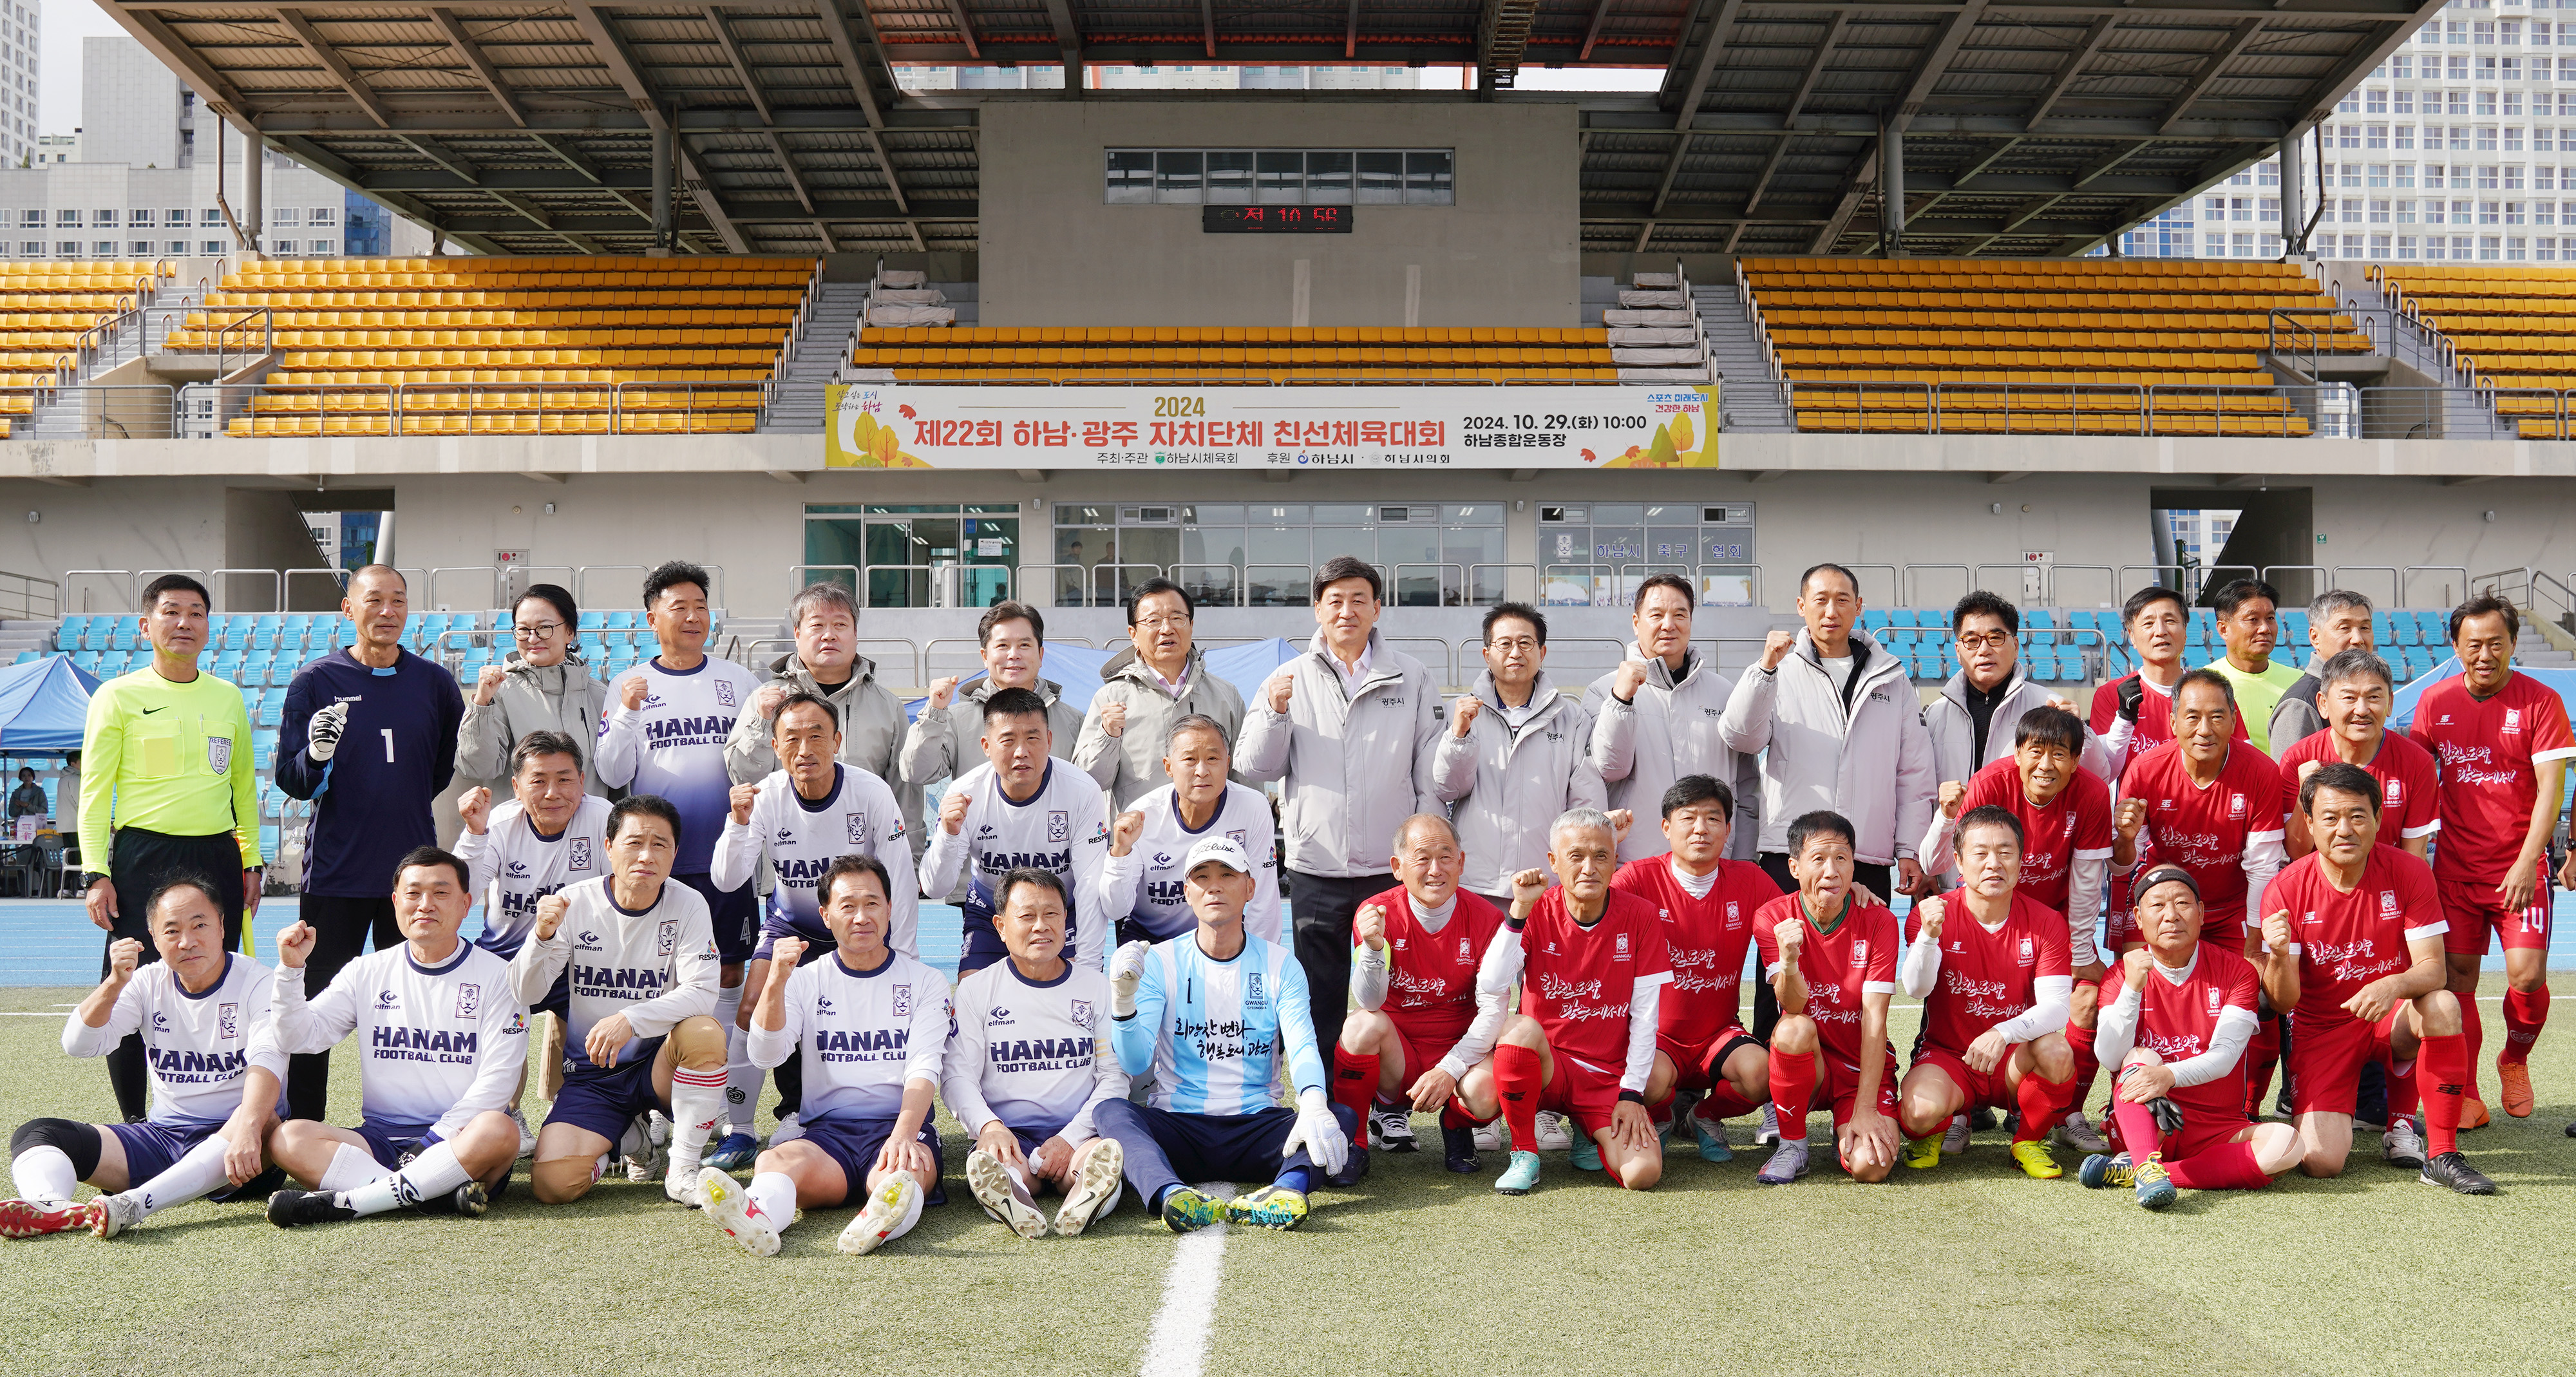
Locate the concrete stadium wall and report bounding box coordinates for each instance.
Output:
[976,99,1582,327]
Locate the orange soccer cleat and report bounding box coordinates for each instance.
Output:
[2499,1061,2535,1119]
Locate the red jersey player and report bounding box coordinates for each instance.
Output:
[1895,806,2076,1179]
[1618,775,1780,1165]
[1336,815,1508,1174]
[2091,586,2249,783]
[2110,670,2286,956]
[2409,596,2576,1122]
[2275,649,2438,862]
[1752,810,1902,1185]
[2260,764,2491,1193]
[1449,808,1670,1196]
[2079,865,2300,1210]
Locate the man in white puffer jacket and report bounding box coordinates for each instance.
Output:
[1583,575,1757,867]
[1434,602,1605,908]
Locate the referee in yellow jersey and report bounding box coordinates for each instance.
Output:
[77,573,265,1122]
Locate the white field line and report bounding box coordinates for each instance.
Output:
[1138,1180,1233,1377]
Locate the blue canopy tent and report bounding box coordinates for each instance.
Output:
[0,655,100,751]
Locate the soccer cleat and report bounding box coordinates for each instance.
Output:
[1752,1103,1781,1148]
[1967,1106,2000,1132]
[1053,1141,1123,1237]
[1470,1121,1503,1154]
[706,1132,759,1172]
[1492,1150,1542,1196]
[966,1148,1047,1240]
[265,1189,357,1229]
[2053,1110,2110,1156]
[837,1177,923,1255]
[663,1159,706,1208]
[413,1179,491,1217]
[0,1198,84,1239]
[2077,1154,2133,1190]
[768,1113,806,1146]
[1158,1186,1226,1235]
[1441,1125,1480,1174]
[1533,1111,1575,1152]
[1225,1185,1309,1231]
[620,1114,665,1183]
[2010,1139,2063,1180]
[2420,1151,2498,1196]
[2130,1157,2178,1210]
[1943,1113,1971,1156]
[1902,1134,1942,1170]
[1756,1137,1810,1185]
[1570,1135,1602,1172]
[2499,1062,2535,1119]
[2382,1116,2427,1170]
[1687,1108,1734,1164]
[1368,1103,1418,1153]
[82,1193,141,1239]
[699,1168,780,1257]
[507,1106,538,1159]
[2460,1097,2492,1130]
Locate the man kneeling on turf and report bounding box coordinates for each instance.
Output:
[2081,865,2300,1208]
[1099,835,1353,1233]
[4,878,286,1239]
[1336,814,1507,1173]
[1754,811,1901,1185]
[513,795,728,1208]
[1895,806,2077,1179]
[2262,763,2492,1194]
[264,848,529,1226]
[943,868,1128,1239]
[1450,807,1669,1195]
[701,855,952,1257]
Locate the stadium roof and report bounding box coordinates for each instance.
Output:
[102,0,2439,259]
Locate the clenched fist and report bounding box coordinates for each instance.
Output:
[1757,628,1796,672]
[305,701,349,762]
[620,675,650,712]
[2121,945,2152,988]
[2259,908,2293,956]
[1264,673,1294,714]
[1938,780,1966,820]
[730,781,761,825]
[1915,894,1946,942]
[770,935,808,970]
[1607,808,1634,844]
[1611,659,1649,703]
[1109,810,1144,858]
[752,682,787,720]
[457,786,492,835]
[474,662,508,707]
[1110,940,1151,1016]
[534,893,571,942]
[276,920,317,969]
[105,936,144,982]
[1451,696,1481,737]
[2114,797,2148,842]
[1774,913,1806,960]
[2295,759,2321,784]
[1354,903,1388,951]
[940,790,971,837]
[1508,867,1549,913]
[927,676,961,711]
[1097,699,1128,739]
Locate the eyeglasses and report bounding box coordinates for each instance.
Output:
[513,621,566,641]
[1135,614,1192,631]
[1484,637,1542,653]
[1955,631,2015,650]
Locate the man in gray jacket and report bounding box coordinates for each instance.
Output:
[455,584,614,794]
[2266,589,2375,752]
[1236,556,1443,1056]
[1583,573,1754,866]
[1921,590,2109,808]
[1434,603,1605,907]
[1718,562,1937,1041]
[899,600,1081,790]
[1076,577,1245,810]
[723,582,920,859]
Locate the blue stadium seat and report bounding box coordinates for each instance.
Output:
[609,611,642,629]
[256,699,281,728]
[1861,610,1889,631]
[2025,609,2056,631]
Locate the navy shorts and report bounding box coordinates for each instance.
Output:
[355,1118,443,1171]
[679,871,760,964]
[545,1041,669,1144]
[104,1119,282,1201]
[803,1114,947,1207]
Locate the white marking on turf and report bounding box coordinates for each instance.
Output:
[1138,1180,1233,1377]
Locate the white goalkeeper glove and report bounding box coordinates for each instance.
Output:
[305,701,349,763]
[1282,1087,1349,1177]
[1109,940,1150,1017]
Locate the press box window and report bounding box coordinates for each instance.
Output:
[1108,149,1452,205]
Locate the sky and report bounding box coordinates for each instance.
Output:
[43,0,124,135]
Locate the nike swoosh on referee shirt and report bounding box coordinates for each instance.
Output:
[140,706,167,714]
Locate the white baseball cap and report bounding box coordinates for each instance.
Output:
[1183,835,1254,877]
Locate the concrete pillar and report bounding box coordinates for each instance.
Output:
[650,119,675,258]
[242,120,265,261]
[1879,122,1905,258]
[2278,132,2306,256]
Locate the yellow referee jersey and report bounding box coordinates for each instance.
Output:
[79,665,263,873]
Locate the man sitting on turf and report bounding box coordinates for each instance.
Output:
[263,848,529,1227]
[2080,864,2300,1208]
[3,878,286,1239]
[2262,763,2491,1194]
[1333,814,1507,1172]
[1621,775,1780,1164]
[1097,835,1354,1233]
[943,868,1129,1239]
[1450,807,1669,1195]
[700,855,954,1257]
[512,795,729,1208]
[1895,806,2077,1179]
[1754,810,1902,1185]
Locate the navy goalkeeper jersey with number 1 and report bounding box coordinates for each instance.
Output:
[276,647,465,897]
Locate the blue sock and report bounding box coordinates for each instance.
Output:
[1150,1184,1182,1213]
[1274,1164,1313,1195]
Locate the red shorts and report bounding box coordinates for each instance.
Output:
[1908,1047,2014,1113]
[1537,1052,1624,1139]
[1383,1016,1468,1087]
[2286,1009,2404,1116]
[2105,1105,2254,1163]
[2437,877,2552,957]
[1782,1046,1901,1128]
[1657,1027,1762,1093]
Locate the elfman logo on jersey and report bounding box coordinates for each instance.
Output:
[456,983,480,1020]
[570,837,592,871]
[1048,810,1070,844]
[893,985,913,1016]
[846,813,871,847]
[218,1002,238,1040]
[775,826,798,845]
[658,919,678,958]
[816,994,837,1017]
[506,860,531,878]
[151,1011,171,1032]
[987,1005,1014,1026]
[207,736,232,774]
[375,989,400,1011]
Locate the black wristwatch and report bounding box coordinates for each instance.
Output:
[77,871,109,891]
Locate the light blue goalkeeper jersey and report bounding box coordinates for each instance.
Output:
[1110,931,1325,1116]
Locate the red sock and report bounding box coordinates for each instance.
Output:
[1331,1046,1379,1133]
[2421,1031,2467,1157]
[2458,995,2485,1103]
[2107,1094,2163,1162]
[2385,1054,2421,1125]
[1768,1049,1815,1142]
[1493,1045,1543,1154]
[2502,985,2550,1065]
[1646,1092,1676,1133]
[2241,1018,2280,1119]
[2164,1139,2272,1190]
[2065,1020,2099,1114]
[1440,1099,1481,1131]
[2015,1072,2074,1143]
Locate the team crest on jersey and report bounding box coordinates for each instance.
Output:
[846,813,871,847]
[1246,973,1267,1008]
[1072,999,1094,1025]
[2505,708,2523,735]
[2016,936,2034,965]
[893,985,913,1016]
[1850,938,1869,965]
[1227,830,1246,849]
[1459,935,1472,960]
[1725,902,1743,930]
[715,680,738,708]
[2227,793,2247,819]
[207,736,232,774]
[1615,933,1631,958]
[456,983,480,1019]
[2380,890,2400,916]
[1048,810,1070,843]
[2205,987,2223,1016]
[218,1002,238,1039]
[570,837,592,871]
[658,919,678,957]
[2383,778,2402,804]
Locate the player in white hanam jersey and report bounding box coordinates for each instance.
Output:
[1101,713,1281,947]
[922,687,1112,974]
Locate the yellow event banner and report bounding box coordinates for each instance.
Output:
[824,383,1718,471]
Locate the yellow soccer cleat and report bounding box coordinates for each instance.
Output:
[1902,1134,1942,1170]
[2011,1139,2063,1179]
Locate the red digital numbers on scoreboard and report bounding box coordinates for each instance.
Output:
[1202,206,1353,234]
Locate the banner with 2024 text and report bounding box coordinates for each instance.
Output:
[824,384,1718,470]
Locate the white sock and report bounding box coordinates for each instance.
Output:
[128,1135,236,1219]
[668,1067,728,1170]
[318,1143,393,1193]
[748,1170,799,1233]
[1005,1161,1034,1195]
[10,1145,77,1205]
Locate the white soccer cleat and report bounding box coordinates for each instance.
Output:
[2382,1116,2428,1170]
[83,1193,141,1240]
[664,1157,708,1208]
[697,1167,780,1257]
[1752,1103,1781,1148]
[1942,1113,1970,1156]
[1367,1103,1418,1152]
[507,1106,538,1160]
[837,1177,923,1256]
[1533,1110,1575,1152]
[2053,1110,2110,1157]
[965,1148,1047,1240]
[768,1112,806,1146]
[1471,1121,1503,1154]
[1054,1141,1124,1238]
